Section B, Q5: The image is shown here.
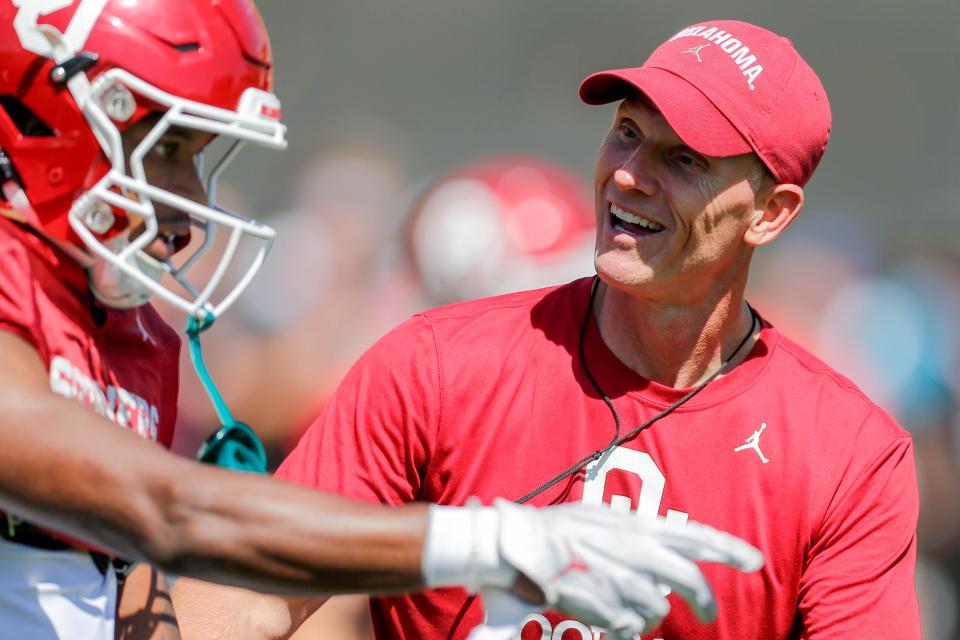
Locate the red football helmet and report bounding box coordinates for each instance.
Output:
[0,0,286,318]
[404,155,596,303]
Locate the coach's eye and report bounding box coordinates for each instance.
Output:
[672,151,707,172]
[618,121,641,143]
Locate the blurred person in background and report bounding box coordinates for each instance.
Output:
[175,18,921,640]
[401,154,597,307]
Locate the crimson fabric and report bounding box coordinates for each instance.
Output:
[0,216,180,548]
[579,20,832,187]
[277,278,920,640]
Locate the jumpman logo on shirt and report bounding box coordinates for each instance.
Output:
[681,43,711,62]
[734,422,770,464]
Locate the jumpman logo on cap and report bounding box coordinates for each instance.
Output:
[681,43,711,62]
[734,422,769,464]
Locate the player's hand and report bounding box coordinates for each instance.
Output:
[492,499,763,637]
[424,499,763,640]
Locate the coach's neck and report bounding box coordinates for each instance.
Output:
[592,270,757,390]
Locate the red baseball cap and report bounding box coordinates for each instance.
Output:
[580,20,831,187]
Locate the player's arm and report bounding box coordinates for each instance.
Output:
[0,329,427,595]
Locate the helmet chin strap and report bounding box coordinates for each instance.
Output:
[186,313,268,474]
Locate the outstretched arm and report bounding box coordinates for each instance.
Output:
[0,330,426,595]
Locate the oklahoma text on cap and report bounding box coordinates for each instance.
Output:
[580,19,831,187]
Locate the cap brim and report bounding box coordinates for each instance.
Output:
[579,67,752,158]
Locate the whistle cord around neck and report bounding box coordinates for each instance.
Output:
[515,277,759,505]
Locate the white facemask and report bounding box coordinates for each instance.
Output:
[68,67,286,320]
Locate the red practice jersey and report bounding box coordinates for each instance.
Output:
[277,278,920,640]
[0,217,180,544]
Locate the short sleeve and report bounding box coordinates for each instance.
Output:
[275,314,440,505]
[0,229,41,350]
[798,419,921,638]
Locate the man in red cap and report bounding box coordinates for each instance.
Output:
[178,19,920,639]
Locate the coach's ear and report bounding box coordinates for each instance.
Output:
[744,183,803,247]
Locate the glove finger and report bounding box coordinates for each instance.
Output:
[573,534,715,622]
[551,570,637,630]
[561,560,667,634]
[614,573,670,630]
[564,508,763,573]
[604,609,647,640]
[644,519,764,572]
[610,544,718,623]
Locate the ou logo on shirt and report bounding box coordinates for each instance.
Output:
[516,614,616,640]
[581,447,689,525]
[514,448,683,640]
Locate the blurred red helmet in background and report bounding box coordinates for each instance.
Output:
[404,155,596,303]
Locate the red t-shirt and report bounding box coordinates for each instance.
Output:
[0,217,180,544]
[277,278,920,640]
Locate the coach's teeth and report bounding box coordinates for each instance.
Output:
[610,204,664,232]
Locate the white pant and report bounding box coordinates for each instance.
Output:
[0,537,117,639]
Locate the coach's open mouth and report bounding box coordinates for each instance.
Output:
[609,203,665,235]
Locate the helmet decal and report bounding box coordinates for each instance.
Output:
[13,0,106,57]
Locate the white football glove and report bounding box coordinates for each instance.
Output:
[423,499,763,640]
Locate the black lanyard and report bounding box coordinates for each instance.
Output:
[516,277,758,504]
